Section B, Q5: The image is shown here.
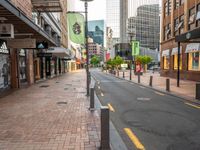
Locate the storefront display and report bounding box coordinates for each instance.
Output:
[188,52,200,71]
[0,42,10,90]
[19,49,27,83]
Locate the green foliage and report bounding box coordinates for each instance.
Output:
[90,55,100,66]
[136,55,153,65]
[106,56,124,69]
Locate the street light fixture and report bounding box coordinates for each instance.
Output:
[80,0,94,96]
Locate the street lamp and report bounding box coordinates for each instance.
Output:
[80,0,94,96]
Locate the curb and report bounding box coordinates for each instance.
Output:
[105,72,200,106]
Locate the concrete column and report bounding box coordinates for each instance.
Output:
[10,48,19,88]
[26,50,34,85]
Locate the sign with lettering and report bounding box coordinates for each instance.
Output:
[7,38,36,48]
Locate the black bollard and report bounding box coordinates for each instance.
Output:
[166,78,170,92]
[149,75,153,87]
[196,83,200,100]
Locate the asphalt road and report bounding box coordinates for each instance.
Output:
[91,69,200,150]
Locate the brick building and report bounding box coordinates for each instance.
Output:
[0,0,69,93]
[161,0,200,81]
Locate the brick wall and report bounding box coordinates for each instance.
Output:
[11,0,32,19]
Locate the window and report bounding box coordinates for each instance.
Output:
[174,54,182,70]
[196,4,200,27]
[180,0,184,5]
[188,52,200,71]
[174,18,179,35]
[165,0,171,16]
[188,7,196,30]
[169,0,172,14]
[164,56,170,69]
[164,24,171,40]
[165,2,168,16]
[174,0,179,9]
[179,15,184,34]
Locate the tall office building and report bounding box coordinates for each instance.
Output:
[106,0,120,42]
[128,4,160,50]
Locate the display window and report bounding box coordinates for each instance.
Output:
[188,52,200,71]
[163,56,170,69]
[173,54,182,70]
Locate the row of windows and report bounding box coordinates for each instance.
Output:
[165,0,184,17]
[163,52,200,71]
[164,3,200,41]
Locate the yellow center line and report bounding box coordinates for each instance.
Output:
[98,86,100,89]
[107,103,115,112]
[101,93,104,97]
[124,128,145,150]
[185,102,200,109]
[155,91,165,96]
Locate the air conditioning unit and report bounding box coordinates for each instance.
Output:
[0,24,14,39]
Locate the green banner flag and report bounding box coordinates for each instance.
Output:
[67,13,85,44]
[132,41,140,56]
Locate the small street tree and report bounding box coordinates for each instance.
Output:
[90,55,100,67]
[136,55,153,72]
[113,56,124,76]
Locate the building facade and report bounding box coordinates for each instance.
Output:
[161,0,200,81]
[128,4,160,50]
[0,0,69,93]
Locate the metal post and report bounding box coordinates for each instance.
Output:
[84,2,90,96]
[149,75,153,87]
[90,87,95,110]
[166,78,170,92]
[100,106,110,150]
[138,74,140,83]
[177,42,180,87]
[123,71,125,78]
[130,36,133,80]
[196,83,200,100]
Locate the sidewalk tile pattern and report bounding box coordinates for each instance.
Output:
[0,70,100,150]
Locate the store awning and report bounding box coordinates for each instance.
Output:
[162,49,170,57]
[185,43,200,53]
[171,46,182,55]
[47,47,70,58]
[31,0,63,12]
[0,1,57,46]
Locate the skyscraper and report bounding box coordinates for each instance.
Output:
[106,0,120,42]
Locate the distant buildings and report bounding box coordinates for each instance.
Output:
[160,0,200,81]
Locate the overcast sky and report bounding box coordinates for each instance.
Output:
[67,0,106,21]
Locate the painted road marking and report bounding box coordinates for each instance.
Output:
[98,86,100,89]
[107,103,115,112]
[137,97,151,101]
[101,93,104,97]
[124,128,145,150]
[185,102,200,109]
[139,86,145,89]
[155,91,165,96]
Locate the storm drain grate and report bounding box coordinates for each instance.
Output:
[39,85,50,88]
[57,101,67,105]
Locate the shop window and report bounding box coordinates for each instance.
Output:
[173,54,182,70]
[188,52,200,71]
[188,7,196,30]
[163,56,170,69]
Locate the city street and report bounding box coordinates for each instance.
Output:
[92,69,200,150]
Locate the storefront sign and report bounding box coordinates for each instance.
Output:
[0,41,9,54]
[37,53,52,57]
[7,38,36,48]
[171,47,182,55]
[185,43,200,53]
[162,49,170,57]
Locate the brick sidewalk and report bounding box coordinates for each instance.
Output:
[0,70,100,150]
[116,70,198,101]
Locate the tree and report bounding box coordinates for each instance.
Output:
[90,55,100,67]
[135,55,153,72]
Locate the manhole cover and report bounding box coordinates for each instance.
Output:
[57,102,67,105]
[40,85,49,88]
